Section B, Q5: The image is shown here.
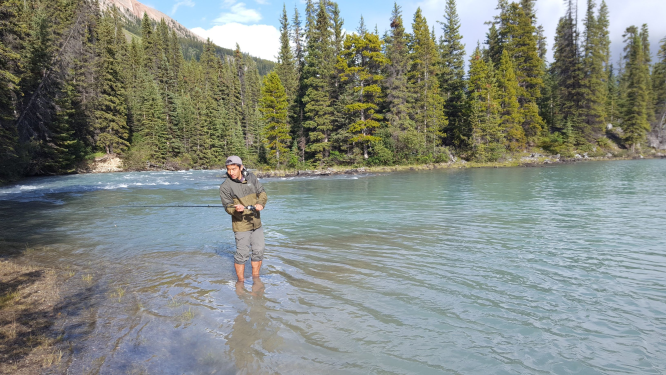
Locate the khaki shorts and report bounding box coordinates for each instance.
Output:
[234,227,265,264]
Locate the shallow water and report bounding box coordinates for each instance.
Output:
[1,160,665,374]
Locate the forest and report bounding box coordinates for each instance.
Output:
[1,0,665,181]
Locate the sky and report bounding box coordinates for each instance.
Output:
[155,0,666,65]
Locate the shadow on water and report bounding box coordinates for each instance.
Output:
[0,265,103,372]
[0,199,75,258]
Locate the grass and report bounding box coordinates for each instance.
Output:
[0,289,20,309]
[180,307,194,321]
[110,286,126,302]
[81,274,93,284]
[42,349,63,367]
[168,296,184,308]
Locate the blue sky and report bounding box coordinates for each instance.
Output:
[156,0,666,65]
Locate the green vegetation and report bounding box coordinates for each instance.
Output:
[1,0,665,183]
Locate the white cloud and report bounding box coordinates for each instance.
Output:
[192,23,280,61]
[171,0,195,15]
[214,2,262,24]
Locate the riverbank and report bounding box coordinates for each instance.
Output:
[75,150,666,179]
[0,248,97,374]
[253,151,666,178]
[0,257,65,374]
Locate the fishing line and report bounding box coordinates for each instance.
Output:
[104,205,226,208]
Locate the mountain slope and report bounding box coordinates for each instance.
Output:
[99,0,274,75]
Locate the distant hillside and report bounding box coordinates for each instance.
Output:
[100,0,274,75]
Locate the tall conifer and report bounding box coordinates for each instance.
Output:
[260,71,290,167]
[383,3,415,158]
[95,10,129,154]
[497,50,526,150]
[438,0,467,151]
[621,26,650,151]
[409,8,447,157]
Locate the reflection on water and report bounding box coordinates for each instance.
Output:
[228,278,283,374]
[1,161,666,374]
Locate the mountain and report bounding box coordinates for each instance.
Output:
[100,0,204,41]
[98,0,274,75]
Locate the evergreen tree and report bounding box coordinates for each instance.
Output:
[551,0,581,130]
[639,24,655,125]
[409,8,447,158]
[468,48,503,161]
[43,81,84,174]
[0,0,23,179]
[276,5,297,106]
[606,64,621,125]
[337,28,387,159]
[95,10,129,154]
[383,3,415,159]
[621,26,650,151]
[291,5,306,162]
[302,0,334,162]
[499,1,545,142]
[653,38,666,131]
[260,71,290,167]
[485,24,503,67]
[580,0,609,138]
[438,0,467,151]
[497,49,526,150]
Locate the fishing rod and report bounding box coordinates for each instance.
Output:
[104,205,259,210]
[104,204,224,208]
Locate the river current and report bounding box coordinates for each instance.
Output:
[1,160,665,374]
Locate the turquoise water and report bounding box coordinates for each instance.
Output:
[1,160,665,374]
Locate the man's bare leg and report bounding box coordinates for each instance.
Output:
[235,263,245,281]
[251,261,262,277]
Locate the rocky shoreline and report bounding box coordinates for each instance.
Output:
[75,151,666,178]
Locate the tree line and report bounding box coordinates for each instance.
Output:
[1,0,666,182]
[0,0,269,181]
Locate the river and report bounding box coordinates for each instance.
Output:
[1,160,665,374]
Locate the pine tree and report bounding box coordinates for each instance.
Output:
[137,72,167,162]
[0,0,23,179]
[383,3,415,159]
[95,10,129,154]
[621,26,650,151]
[409,8,447,158]
[639,24,655,125]
[276,5,297,107]
[484,23,503,67]
[499,1,545,142]
[43,81,84,174]
[260,71,291,167]
[302,0,334,162]
[653,38,666,134]
[497,49,526,150]
[141,12,156,72]
[551,0,581,130]
[606,64,621,125]
[468,47,503,162]
[438,0,467,151]
[291,5,306,162]
[580,0,608,138]
[337,28,387,159]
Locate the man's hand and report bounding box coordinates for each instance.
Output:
[235,204,245,212]
[254,204,264,212]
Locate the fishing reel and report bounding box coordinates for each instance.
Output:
[245,205,256,212]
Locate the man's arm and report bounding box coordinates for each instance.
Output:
[220,184,244,217]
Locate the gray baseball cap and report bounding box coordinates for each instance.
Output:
[225,155,243,166]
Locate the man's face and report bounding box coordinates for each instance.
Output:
[226,164,242,180]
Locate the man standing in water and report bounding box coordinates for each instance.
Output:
[219,156,267,281]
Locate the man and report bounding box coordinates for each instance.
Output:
[219,156,267,281]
